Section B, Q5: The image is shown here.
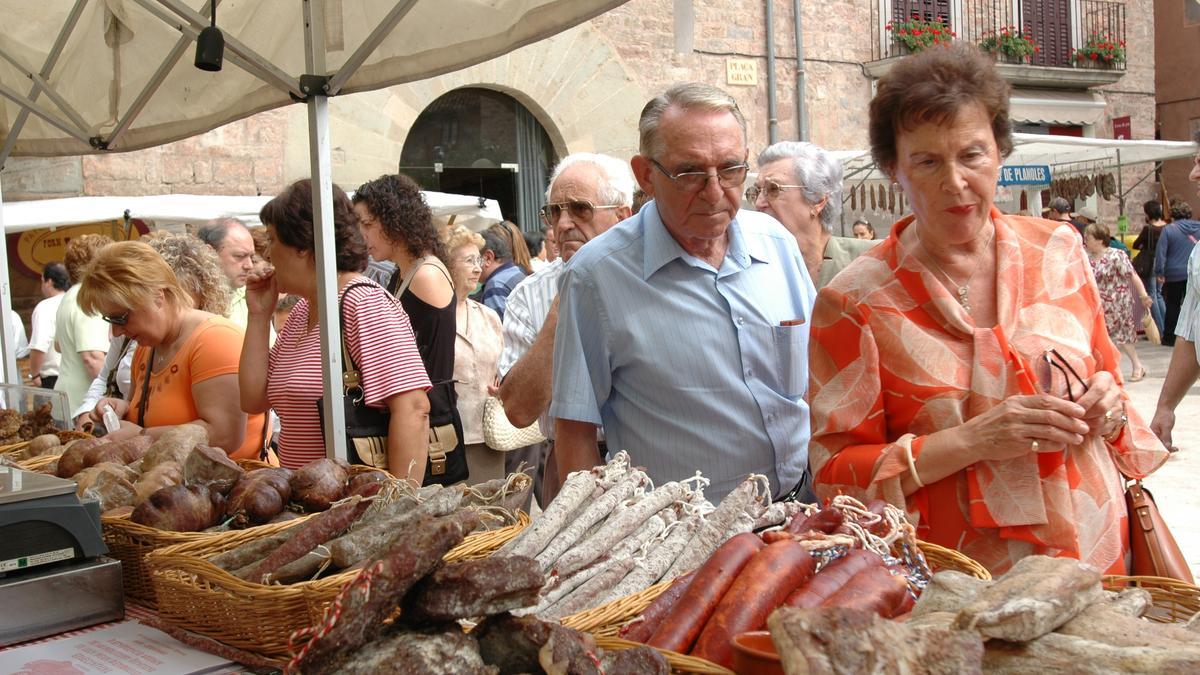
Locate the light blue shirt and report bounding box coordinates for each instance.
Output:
[550,202,817,501]
[1175,241,1200,363]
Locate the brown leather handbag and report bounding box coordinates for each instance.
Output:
[1125,478,1194,583]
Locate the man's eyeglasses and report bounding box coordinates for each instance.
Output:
[745,180,805,202]
[102,310,130,326]
[1035,348,1089,402]
[648,158,749,193]
[539,200,622,226]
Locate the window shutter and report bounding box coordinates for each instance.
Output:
[1022,0,1071,67]
[892,0,952,25]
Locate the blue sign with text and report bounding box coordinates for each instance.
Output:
[998,165,1051,186]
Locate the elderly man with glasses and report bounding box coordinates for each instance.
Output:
[496,152,634,501]
[751,141,877,288]
[549,83,817,502]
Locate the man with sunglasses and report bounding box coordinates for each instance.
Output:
[496,153,634,500]
[549,83,817,502]
[1151,134,1200,453]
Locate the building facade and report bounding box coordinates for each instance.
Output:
[1155,0,1200,215]
[2,0,1159,235]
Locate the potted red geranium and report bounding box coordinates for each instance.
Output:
[885,15,956,55]
[1071,32,1126,68]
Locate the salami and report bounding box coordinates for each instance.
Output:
[534,470,647,572]
[663,475,765,580]
[553,481,687,577]
[238,496,366,583]
[785,549,882,608]
[499,469,599,559]
[620,570,696,643]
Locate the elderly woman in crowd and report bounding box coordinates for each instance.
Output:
[75,233,232,430]
[445,224,506,483]
[1085,222,1152,381]
[241,179,431,479]
[353,173,467,484]
[78,241,263,458]
[807,43,1167,574]
[750,141,875,288]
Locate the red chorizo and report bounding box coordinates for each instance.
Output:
[691,539,815,667]
[783,505,844,535]
[820,564,911,618]
[621,570,696,643]
[646,532,764,653]
[784,548,882,608]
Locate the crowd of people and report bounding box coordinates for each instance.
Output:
[8,41,1200,578]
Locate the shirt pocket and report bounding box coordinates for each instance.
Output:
[746,323,809,399]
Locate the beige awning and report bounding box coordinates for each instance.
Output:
[1009,89,1108,126]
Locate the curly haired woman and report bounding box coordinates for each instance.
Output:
[353,174,468,484]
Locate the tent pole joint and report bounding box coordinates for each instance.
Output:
[89,136,109,150]
[295,74,331,101]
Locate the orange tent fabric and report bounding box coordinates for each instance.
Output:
[808,209,1168,574]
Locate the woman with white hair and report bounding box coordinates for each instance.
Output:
[749,141,876,287]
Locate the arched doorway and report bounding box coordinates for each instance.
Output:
[400,88,557,232]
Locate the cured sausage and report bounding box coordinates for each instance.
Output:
[646,532,765,653]
[784,505,844,535]
[820,564,911,618]
[691,539,815,667]
[785,549,882,608]
[620,570,696,643]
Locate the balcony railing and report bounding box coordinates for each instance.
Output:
[870,0,1126,71]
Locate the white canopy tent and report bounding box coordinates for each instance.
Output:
[0,0,626,459]
[1,191,503,232]
[837,133,1198,183]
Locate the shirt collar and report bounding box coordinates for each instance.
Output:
[641,201,763,280]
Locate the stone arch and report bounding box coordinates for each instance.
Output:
[285,23,646,188]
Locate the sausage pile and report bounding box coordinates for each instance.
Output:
[287,509,669,675]
[206,472,530,585]
[769,554,1200,673]
[501,452,807,621]
[620,496,927,669]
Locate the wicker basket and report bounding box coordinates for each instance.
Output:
[0,429,91,459]
[594,635,734,675]
[17,452,62,472]
[917,539,992,580]
[147,511,529,664]
[1102,575,1200,623]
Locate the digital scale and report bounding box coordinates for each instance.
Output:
[0,465,123,646]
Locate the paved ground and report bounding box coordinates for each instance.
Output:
[1123,340,1200,578]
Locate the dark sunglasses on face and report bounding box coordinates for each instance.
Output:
[539,200,622,226]
[648,158,750,192]
[745,180,805,202]
[102,310,131,326]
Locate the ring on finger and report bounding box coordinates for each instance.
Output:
[1104,409,1114,422]
[1031,439,1040,453]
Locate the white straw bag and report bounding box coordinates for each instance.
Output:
[482,396,546,451]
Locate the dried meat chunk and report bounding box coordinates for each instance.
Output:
[768,606,984,675]
[911,570,990,617]
[953,555,1102,642]
[983,631,1200,674]
[475,613,552,674]
[599,645,669,675]
[402,555,543,622]
[332,625,496,674]
[538,624,603,675]
[183,444,244,492]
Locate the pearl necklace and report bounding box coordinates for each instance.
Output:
[917,226,995,313]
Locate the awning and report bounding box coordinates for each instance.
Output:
[1009,89,1107,126]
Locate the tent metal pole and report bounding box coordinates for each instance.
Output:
[303,0,348,463]
[0,47,91,136]
[0,177,18,386]
[107,18,198,149]
[0,0,86,168]
[144,0,303,98]
[0,82,94,145]
[326,0,420,96]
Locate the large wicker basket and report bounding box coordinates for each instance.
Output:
[1,429,92,459]
[1102,575,1200,623]
[147,511,529,664]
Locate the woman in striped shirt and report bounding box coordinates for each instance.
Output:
[239,179,432,480]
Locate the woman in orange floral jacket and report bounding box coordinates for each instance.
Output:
[807,44,1167,575]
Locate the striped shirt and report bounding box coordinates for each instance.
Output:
[550,203,816,502]
[267,278,431,468]
[497,258,563,439]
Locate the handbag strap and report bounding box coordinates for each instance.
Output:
[336,280,379,396]
[137,348,155,427]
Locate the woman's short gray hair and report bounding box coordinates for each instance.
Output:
[545,153,636,207]
[756,141,844,232]
[639,83,747,158]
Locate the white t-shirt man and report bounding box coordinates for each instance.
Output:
[28,293,64,378]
